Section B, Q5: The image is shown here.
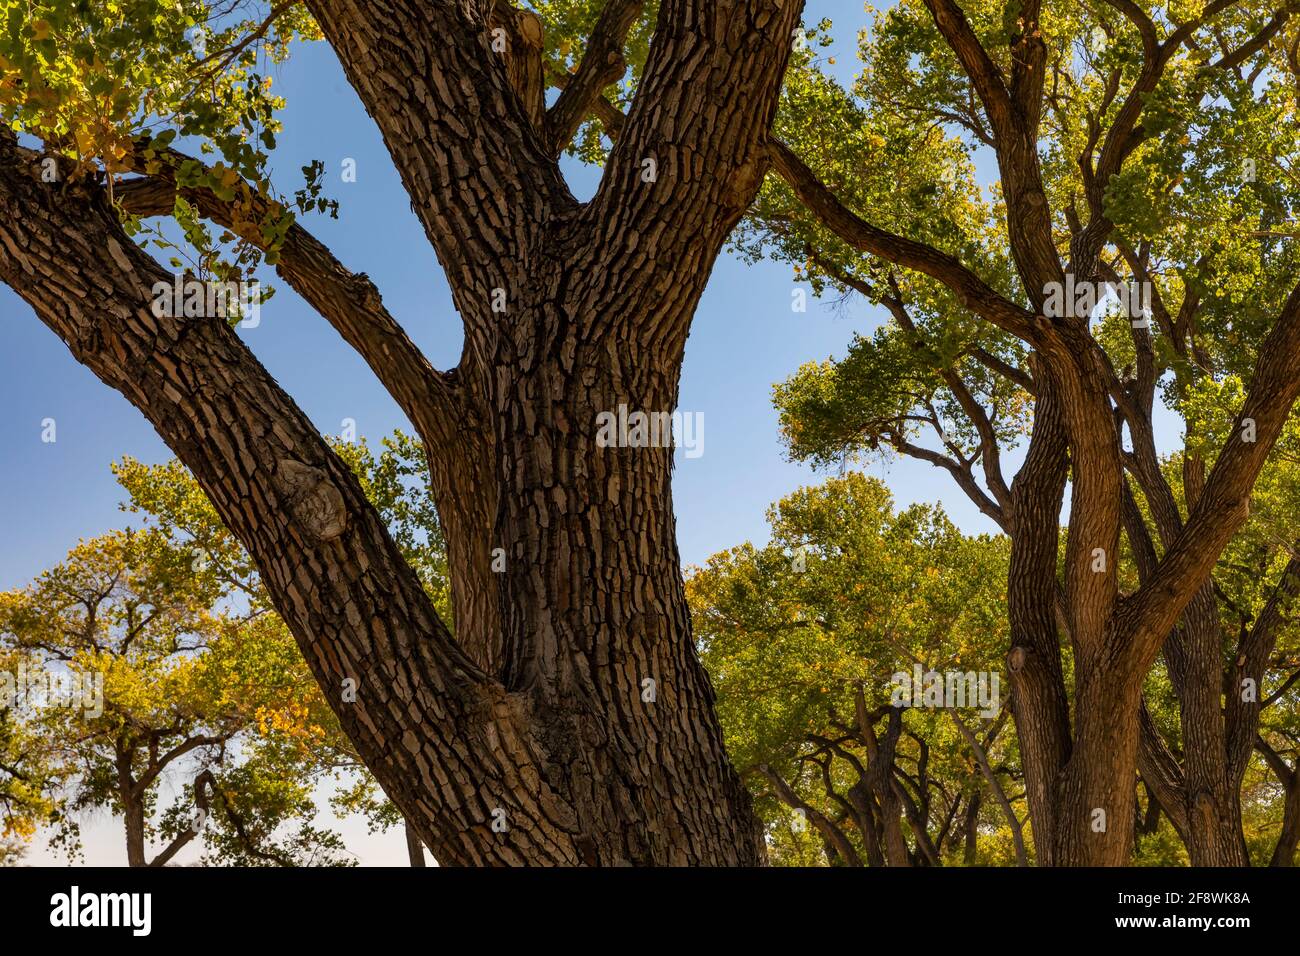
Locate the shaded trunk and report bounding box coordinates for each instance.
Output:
[117,750,146,868]
[862,710,910,867]
[1168,588,1250,866]
[1004,365,1072,865]
[846,779,886,867]
[404,819,428,867]
[1270,775,1300,867]
[421,384,503,669]
[123,797,147,869]
[962,793,981,865]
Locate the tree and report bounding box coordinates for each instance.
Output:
[0,0,811,865]
[729,0,1300,865]
[1186,425,1300,866]
[1,432,449,866]
[688,473,1029,866]
[5,0,1297,868]
[0,527,354,866]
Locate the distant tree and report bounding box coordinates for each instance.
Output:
[0,432,445,865]
[0,528,352,866]
[688,473,1028,865]
[114,433,451,865]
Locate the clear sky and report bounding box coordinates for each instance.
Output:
[1,1,1004,865]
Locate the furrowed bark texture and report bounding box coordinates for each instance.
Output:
[1,0,805,865]
[1004,365,1071,866]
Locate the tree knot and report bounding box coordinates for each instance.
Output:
[276,458,348,541]
[723,154,766,212]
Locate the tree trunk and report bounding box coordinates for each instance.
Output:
[1049,659,1144,866]
[858,709,909,867]
[486,330,765,863]
[1167,588,1250,866]
[116,749,147,868]
[1270,774,1300,867]
[0,162,764,864]
[123,797,147,868]
[404,819,428,867]
[1004,365,1072,866]
[962,793,981,865]
[0,0,804,866]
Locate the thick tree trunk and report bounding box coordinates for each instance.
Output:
[1050,659,1144,865]
[0,160,765,865]
[0,0,803,866]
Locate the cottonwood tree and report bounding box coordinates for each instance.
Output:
[742,0,1300,864]
[0,526,354,866]
[0,0,806,864]
[688,473,1028,866]
[1189,434,1300,865]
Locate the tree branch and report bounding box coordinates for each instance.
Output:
[114,151,461,453]
[544,0,643,157]
[1124,282,1300,668]
[302,0,573,324]
[766,139,1037,341]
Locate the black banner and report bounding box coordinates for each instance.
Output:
[0,866,1290,943]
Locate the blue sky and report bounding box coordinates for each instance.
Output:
[1,1,1007,865]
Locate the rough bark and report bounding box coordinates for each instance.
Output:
[0,0,805,866]
[1004,367,1072,865]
